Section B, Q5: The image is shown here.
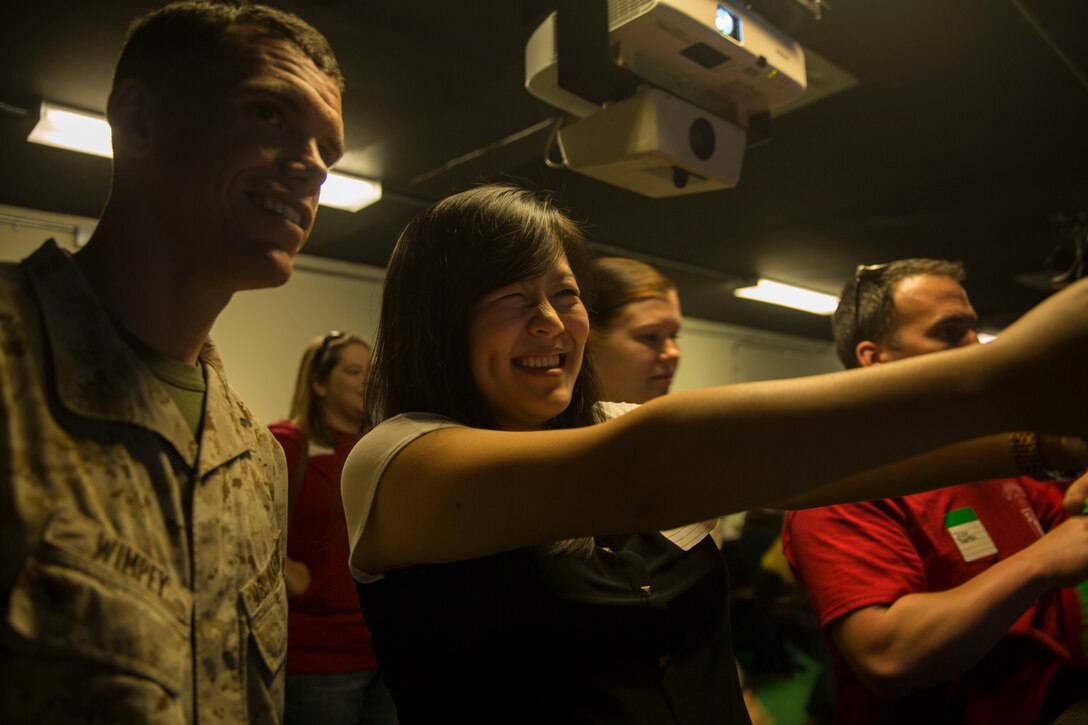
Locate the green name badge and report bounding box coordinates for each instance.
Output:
[945,506,998,562]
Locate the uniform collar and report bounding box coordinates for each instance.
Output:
[25,240,250,473]
[196,342,255,477]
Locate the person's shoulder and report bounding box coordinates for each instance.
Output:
[0,258,21,280]
[5,239,71,284]
[786,496,907,534]
[0,249,37,308]
[267,419,305,458]
[0,248,49,370]
[0,263,26,324]
[367,412,463,440]
[342,413,465,544]
[597,401,640,421]
[268,419,302,441]
[349,412,462,462]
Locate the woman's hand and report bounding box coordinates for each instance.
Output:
[1063,473,1088,516]
[285,556,312,598]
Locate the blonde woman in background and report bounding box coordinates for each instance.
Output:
[271,332,396,725]
[589,257,682,405]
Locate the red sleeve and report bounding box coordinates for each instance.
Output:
[1021,477,1070,531]
[782,501,928,631]
[268,421,304,480]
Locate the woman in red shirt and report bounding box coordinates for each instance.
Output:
[271,331,397,725]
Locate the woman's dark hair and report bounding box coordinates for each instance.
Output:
[366,184,603,431]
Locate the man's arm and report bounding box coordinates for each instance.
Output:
[829,516,1088,699]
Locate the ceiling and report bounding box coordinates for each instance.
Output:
[3,0,1087,341]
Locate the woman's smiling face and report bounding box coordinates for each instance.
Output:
[467,255,589,431]
[591,290,682,403]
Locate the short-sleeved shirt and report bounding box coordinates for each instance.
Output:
[341,409,750,724]
[0,241,288,723]
[782,479,1088,724]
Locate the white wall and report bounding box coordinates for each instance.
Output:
[0,203,93,257]
[211,255,385,423]
[673,316,840,389]
[2,204,840,425]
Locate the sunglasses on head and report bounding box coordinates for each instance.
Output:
[852,263,889,335]
[312,330,345,371]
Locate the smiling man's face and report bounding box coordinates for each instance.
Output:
[149,25,344,291]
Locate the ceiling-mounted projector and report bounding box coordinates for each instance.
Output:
[526,0,807,127]
[556,86,745,197]
[525,0,807,197]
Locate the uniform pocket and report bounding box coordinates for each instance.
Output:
[241,539,287,723]
[6,509,192,695]
[241,538,288,675]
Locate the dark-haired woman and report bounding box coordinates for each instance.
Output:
[271,333,396,725]
[341,184,1088,723]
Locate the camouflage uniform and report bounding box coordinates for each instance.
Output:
[0,241,288,723]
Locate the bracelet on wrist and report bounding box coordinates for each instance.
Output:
[1010,431,1081,481]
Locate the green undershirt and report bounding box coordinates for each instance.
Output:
[113,320,207,438]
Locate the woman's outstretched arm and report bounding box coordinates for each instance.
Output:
[347,278,1088,573]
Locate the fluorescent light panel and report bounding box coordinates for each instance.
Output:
[319,174,381,212]
[27,101,380,211]
[733,278,839,315]
[28,102,113,158]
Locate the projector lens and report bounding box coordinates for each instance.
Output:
[715,5,742,42]
[690,118,716,160]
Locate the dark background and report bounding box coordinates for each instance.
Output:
[3,0,1086,340]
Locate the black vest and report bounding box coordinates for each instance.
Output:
[357,533,751,724]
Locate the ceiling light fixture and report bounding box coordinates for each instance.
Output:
[733,278,839,315]
[317,173,382,212]
[27,100,381,212]
[28,101,113,158]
